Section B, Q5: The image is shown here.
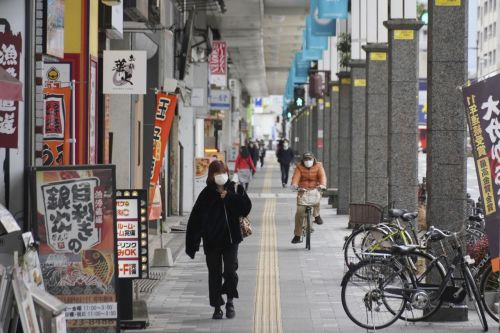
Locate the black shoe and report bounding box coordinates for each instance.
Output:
[212,307,223,319]
[282,183,286,188]
[314,216,323,225]
[291,236,302,244]
[225,303,235,319]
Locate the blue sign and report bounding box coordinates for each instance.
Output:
[294,54,310,78]
[318,0,348,19]
[255,98,263,107]
[309,0,336,36]
[297,49,323,62]
[306,17,330,49]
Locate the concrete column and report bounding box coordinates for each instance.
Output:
[349,61,367,204]
[323,95,331,181]
[427,1,468,230]
[311,102,319,157]
[316,98,325,162]
[384,20,423,211]
[337,71,352,214]
[306,107,313,153]
[329,82,340,189]
[363,43,389,207]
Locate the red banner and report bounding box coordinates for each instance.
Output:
[42,86,72,166]
[0,29,22,148]
[148,93,177,216]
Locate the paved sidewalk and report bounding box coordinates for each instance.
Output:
[133,157,496,333]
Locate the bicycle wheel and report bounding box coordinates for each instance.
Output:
[305,208,311,250]
[344,226,395,268]
[341,259,407,329]
[397,251,446,322]
[463,263,488,331]
[479,263,499,322]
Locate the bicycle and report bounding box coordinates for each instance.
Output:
[341,227,488,331]
[294,187,323,250]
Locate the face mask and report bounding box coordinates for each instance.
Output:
[283,143,289,149]
[214,173,228,185]
[304,160,314,168]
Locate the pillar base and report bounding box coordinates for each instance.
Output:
[424,304,468,322]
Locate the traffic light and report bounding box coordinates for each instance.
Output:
[294,86,305,108]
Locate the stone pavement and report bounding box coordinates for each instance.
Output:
[131,156,496,333]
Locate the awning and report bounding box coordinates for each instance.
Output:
[0,66,22,101]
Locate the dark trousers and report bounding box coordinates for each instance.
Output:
[280,163,290,184]
[259,156,264,167]
[205,243,239,307]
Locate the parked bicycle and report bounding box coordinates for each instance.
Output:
[341,226,488,331]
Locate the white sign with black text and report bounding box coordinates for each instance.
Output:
[103,50,147,94]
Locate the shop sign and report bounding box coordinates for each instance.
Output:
[115,189,148,279]
[43,86,72,166]
[0,26,22,148]
[208,41,227,87]
[148,93,177,216]
[209,89,231,110]
[195,158,210,198]
[462,73,500,272]
[32,165,118,330]
[103,50,146,94]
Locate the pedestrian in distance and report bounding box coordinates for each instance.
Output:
[276,139,294,188]
[185,160,252,320]
[248,142,259,171]
[234,146,256,190]
[290,152,327,243]
[258,139,266,168]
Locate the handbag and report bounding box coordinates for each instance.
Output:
[239,216,252,238]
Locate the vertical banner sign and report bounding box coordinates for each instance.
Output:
[32,165,118,332]
[208,41,227,87]
[0,28,22,148]
[116,190,148,279]
[318,0,348,19]
[462,74,500,272]
[310,0,337,37]
[148,93,177,216]
[43,86,72,166]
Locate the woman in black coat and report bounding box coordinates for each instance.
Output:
[185,160,252,319]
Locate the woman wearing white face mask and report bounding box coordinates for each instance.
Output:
[186,160,252,319]
[290,152,327,244]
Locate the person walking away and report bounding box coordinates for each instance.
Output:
[249,142,259,171]
[276,139,294,188]
[258,140,266,167]
[234,146,256,190]
[186,160,252,319]
[290,152,327,243]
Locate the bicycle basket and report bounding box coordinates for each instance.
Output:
[298,189,322,206]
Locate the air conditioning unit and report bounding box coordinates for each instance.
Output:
[123,0,148,22]
[100,1,123,39]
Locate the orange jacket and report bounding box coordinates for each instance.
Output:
[291,162,327,189]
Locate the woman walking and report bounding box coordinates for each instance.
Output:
[186,160,252,319]
[276,139,294,187]
[234,146,256,190]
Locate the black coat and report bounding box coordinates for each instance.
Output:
[185,181,252,258]
[277,148,294,165]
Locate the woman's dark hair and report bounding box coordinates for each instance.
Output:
[207,160,229,184]
[239,146,250,158]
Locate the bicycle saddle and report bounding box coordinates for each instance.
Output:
[390,244,419,255]
[388,208,407,218]
[401,212,418,221]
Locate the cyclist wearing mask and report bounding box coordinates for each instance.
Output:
[290,152,327,244]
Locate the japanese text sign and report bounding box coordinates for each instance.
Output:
[209,89,231,111]
[115,189,148,279]
[32,165,118,331]
[462,74,500,272]
[103,50,146,94]
[0,28,22,148]
[148,93,177,216]
[43,86,71,166]
[208,40,227,87]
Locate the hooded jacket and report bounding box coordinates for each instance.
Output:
[291,159,327,190]
[185,181,252,258]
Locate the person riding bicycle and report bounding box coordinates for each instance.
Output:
[290,152,327,244]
